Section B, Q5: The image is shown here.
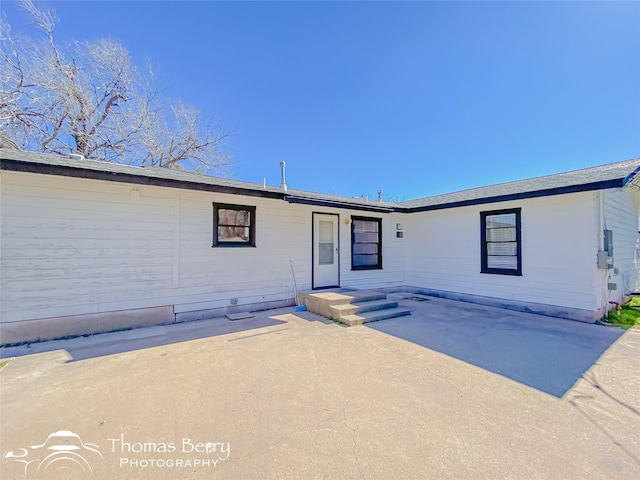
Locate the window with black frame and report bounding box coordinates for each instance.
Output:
[351,216,382,270]
[213,203,256,247]
[480,208,521,275]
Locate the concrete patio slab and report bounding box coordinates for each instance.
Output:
[1,299,638,479]
[373,294,626,397]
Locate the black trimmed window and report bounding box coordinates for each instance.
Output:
[481,208,521,275]
[351,216,382,270]
[213,203,256,247]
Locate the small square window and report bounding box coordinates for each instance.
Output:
[213,203,256,247]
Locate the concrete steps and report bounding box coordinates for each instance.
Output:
[346,291,388,303]
[298,289,411,326]
[355,298,401,313]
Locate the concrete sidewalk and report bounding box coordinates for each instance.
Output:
[1,300,639,479]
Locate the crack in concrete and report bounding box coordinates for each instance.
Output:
[342,410,364,480]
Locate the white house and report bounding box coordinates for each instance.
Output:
[1,149,638,344]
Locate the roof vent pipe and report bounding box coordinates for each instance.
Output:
[68,153,85,161]
[377,190,382,202]
[280,161,287,192]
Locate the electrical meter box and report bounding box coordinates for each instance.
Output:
[603,229,613,256]
[597,251,613,269]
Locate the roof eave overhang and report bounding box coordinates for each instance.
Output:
[1,157,631,213]
[285,195,395,213]
[0,158,285,200]
[402,179,625,213]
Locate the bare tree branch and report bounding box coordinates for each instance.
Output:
[0,0,231,174]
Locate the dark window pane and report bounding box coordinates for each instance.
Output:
[353,243,378,255]
[353,255,379,266]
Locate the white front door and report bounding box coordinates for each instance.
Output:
[313,213,339,289]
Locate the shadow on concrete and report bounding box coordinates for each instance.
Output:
[0,315,288,362]
[568,371,640,465]
[367,296,625,398]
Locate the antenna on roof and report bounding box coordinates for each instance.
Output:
[280,161,287,192]
[377,190,382,202]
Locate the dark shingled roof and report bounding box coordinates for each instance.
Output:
[401,158,640,212]
[0,149,285,193]
[0,150,399,212]
[1,149,638,213]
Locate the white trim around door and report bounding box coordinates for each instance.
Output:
[312,213,340,289]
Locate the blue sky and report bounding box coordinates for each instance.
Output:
[3,1,639,201]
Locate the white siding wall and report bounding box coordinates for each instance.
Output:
[1,172,175,322]
[172,190,312,313]
[171,199,406,313]
[404,192,601,312]
[598,188,640,302]
[3,169,636,328]
[0,172,405,323]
